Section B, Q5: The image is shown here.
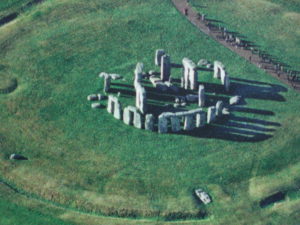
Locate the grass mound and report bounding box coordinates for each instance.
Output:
[0,73,17,94]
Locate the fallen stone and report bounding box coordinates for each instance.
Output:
[91,103,101,109]
[197,59,208,66]
[186,94,198,102]
[222,108,230,115]
[230,96,242,105]
[87,94,98,101]
[10,154,28,160]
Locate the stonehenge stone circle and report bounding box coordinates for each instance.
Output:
[89,49,234,134]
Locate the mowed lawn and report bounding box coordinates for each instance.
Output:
[190,0,300,71]
[0,0,300,224]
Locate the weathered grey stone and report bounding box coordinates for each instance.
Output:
[196,111,207,128]
[113,100,122,120]
[173,103,180,108]
[181,102,187,107]
[207,106,216,124]
[230,95,242,105]
[87,94,98,101]
[214,61,225,79]
[222,107,230,115]
[216,101,224,116]
[145,114,154,131]
[206,64,213,69]
[158,114,168,133]
[104,75,111,93]
[110,74,122,80]
[186,94,198,102]
[107,95,114,114]
[123,106,136,125]
[224,75,230,92]
[182,58,198,90]
[155,49,165,66]
[134,62,144,84]
[184,115,195,131]
[198,85,205,107]
[10,154,28,160]
[91,102,101,109]
[133,111,143,129]
[171,116,181,132]
[197,59,208,66]
[156,82,168,92]
[135,82,147,114]
[161,54,171,81]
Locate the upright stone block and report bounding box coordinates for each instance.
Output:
[198,85,205,107]
[196,111,207,128]
[107,95,114,114]
[190,69,198,90]
[184,114,195,131]
[134,62,144,84]
[104,75,111,93]
[214,61,224,79]
[207,106,216,124]
[155,49,165,66]
[134,111,143,129]
[158,114,168,133]
[171,116,181,132]
[161,55,171,82]
[216,101,224,117]
[113,100,122,120]
[224,75,230,92]
[145,114,154,131]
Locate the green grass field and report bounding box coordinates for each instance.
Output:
[0,0,300,224]
[190,0,300,72]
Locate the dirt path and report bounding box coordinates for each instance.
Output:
[171,0,300,92]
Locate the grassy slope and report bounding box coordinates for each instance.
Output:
[0,0,32,18]
[190,0,300,71]
[0,0,300,224]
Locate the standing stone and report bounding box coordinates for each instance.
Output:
[135,83,147,114]
[214,61,225,79]
[198,85,205,107]
[161,54,171,82]
[134,62,144,84]
[216,101,224,117]
[221,70,226,85]
[171,116,181,132]
[224,75,230,92]
[123,107,132,125]
[196,111,207,128]
[134,111,143,129]
[184,114,195,131]
[158,114,168,133]
[107,95,114,114]
[113,100,122,120]
[190,69,198,90]
[155,49,165,66]
[207,106,216,124]
[123,106,136,125]
[180,76,184,88]
[104,75,111,93]
[145,114,154,131]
